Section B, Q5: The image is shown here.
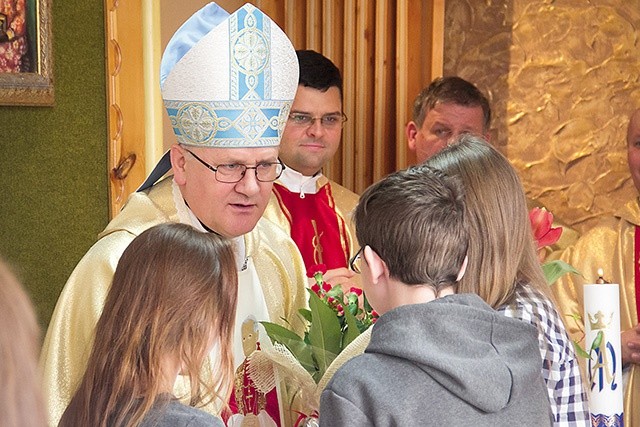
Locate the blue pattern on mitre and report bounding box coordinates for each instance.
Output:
[159,3,229,88]
[138,2,298,192]
[161,2,298,148]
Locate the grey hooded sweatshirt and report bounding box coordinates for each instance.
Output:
[320,293,552,426]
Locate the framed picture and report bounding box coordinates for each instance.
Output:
[0,0,53,106]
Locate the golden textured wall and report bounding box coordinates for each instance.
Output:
[444,0,640,235]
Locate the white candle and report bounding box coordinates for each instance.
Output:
[583,273,623,426]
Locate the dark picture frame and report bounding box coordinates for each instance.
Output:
[0,0,53,106]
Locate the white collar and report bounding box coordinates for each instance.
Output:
[278,166,322,198]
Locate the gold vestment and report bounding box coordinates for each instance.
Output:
[40,178,307,426]
[553,197,640,427]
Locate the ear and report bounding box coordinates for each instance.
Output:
[363,246,389,285]
[406,121,418,152]
[170,144,187,185]
[456,255,469,282]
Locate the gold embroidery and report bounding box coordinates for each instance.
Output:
[311,219,324,265]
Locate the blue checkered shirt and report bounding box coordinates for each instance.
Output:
[498,284,590,427]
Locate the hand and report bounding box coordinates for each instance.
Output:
[621,323,640,365]
[322,267,355,286]
[307,267,359,293]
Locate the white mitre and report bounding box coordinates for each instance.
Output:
[139,2,298,191]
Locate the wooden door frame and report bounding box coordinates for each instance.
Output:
[105,0,163,218]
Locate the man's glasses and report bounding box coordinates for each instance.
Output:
[288,112,347,129]
[349,247,364,274]
[184,148,284,183]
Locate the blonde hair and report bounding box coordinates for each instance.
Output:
[0,258,47,427]
[59,223,238,427]
[426,135,549,308]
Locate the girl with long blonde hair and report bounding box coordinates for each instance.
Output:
[426,135,590,426]
[58,223,238,427]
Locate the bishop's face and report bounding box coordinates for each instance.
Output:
[627,110,640,192]
[171,144,279,238]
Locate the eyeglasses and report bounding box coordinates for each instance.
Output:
[288,112,347,129]
[349,247,364,274]
[184,148,285,183]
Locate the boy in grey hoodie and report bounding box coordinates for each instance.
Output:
[319,165,552,426]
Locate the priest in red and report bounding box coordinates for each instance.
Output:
[264,50,359,288]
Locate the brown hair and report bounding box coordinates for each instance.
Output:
[59,223,238,427]
[412,76,491,131]
[426,134,548,308]
[354,165,468,294]
[0,259,47,427]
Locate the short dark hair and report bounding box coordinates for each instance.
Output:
[296,50,343,98]
[354,165,468,293]
[412,76,491,131]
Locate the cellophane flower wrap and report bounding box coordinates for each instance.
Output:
[251,263,378,426]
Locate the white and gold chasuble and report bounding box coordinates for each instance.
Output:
[40,177,307,426]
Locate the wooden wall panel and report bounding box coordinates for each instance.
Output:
[262,0,444,194]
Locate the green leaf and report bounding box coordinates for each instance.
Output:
[260,321,317,374]
[308,291,342,379]
[261,321,303,343]
[313,271,324,286]
[342,306,361,350]
[298,308,312,323]
[326,284,344,300]
[542,260,581,285]
[573,340,590,359]
[590,330,603,352]
[347,301,358,317]
[347,293,359,305]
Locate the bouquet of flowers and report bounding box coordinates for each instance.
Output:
[261,264,376,383]
[250,264,377,426]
